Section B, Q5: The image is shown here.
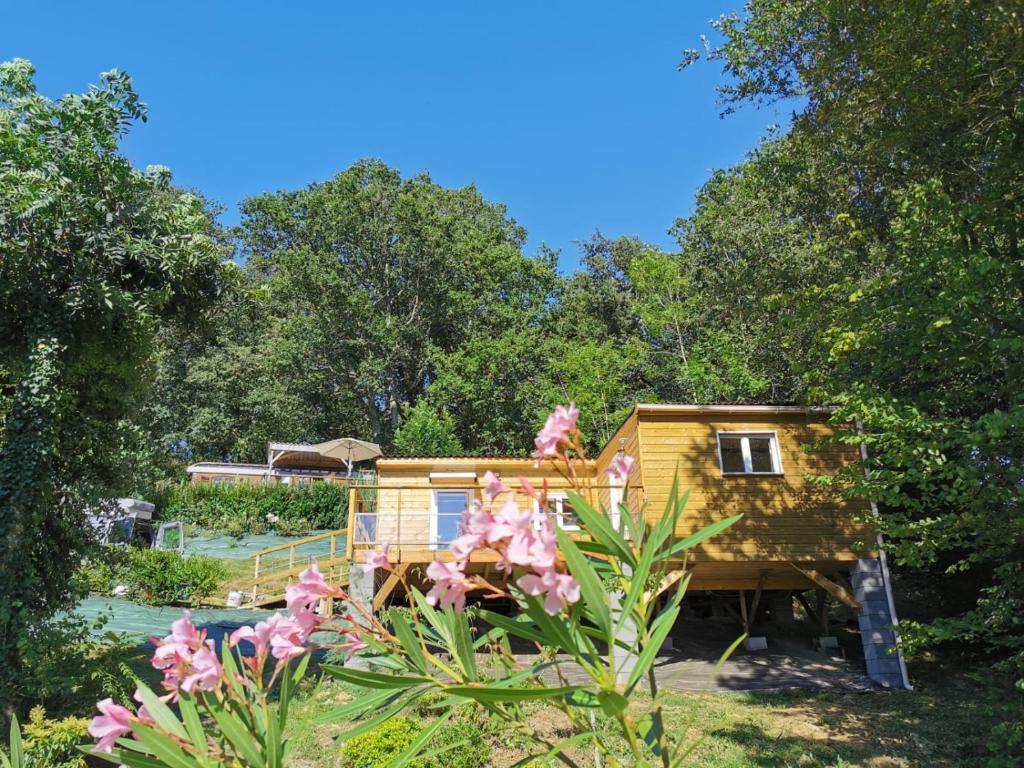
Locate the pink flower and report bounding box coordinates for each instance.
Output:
[425,560,473,612]
[88,698,133,753]
[482,471,509,500]
[290,605,325,639]
[361,543,391,573]
[605,454,635,485]
[517,568,581,615]
[151,610,207,694]
[518,476,538,498]
[506,525,557,570]
[532,403,579,459]
[285,560,332,614]
[450,532,484,559]
[231,612,314,663]
[340,630,368,655]
[180,641,223,693]
[491,497,533,542]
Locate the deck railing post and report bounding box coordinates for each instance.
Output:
[347,486,357,559]
[397,488,402,547]
[252,554,261,606]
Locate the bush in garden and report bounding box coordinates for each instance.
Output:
[82,405,742,768]
[338,717,422,768]
[116,549,225,605]
[22,708,89,768]
[339,717,491,768]
[148,480,349,533]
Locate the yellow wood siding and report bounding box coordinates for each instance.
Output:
[635,412,874,564]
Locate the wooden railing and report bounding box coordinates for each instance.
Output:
[346,483,632,554]
[248,527,349,607]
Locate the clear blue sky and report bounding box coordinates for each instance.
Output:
[4,1,789,272]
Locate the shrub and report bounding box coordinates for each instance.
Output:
[339,717,422,768]
[22,707,90,768]
[338,717,491,768]
[147,481,350,534]
[117,549,225,605]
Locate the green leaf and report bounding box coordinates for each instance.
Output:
[315,687,399,724]
[598,690,629,717]
[386,710,454,768]
[666,514,743,557]
[176,696,206,750]
[449,606,478,679]
[478,609,546,645]
[625,605,679,693]
[321,664,432,689]
[555,526,612,640]
[445,684,584,703]
[391,610,427,673]
[133,682,188,740]
[208,701,267,768]
[564,491,636,566]
[6,717,22,768]
[128,726,199,768]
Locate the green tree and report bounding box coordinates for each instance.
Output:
[392,400,462,456]
[0,60,225,712]
[233,160,560,448]
[686,1,1024,695]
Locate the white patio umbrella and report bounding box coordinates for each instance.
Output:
[314,437,382,477]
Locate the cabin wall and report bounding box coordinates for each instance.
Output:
[635,412,873,564]
[370,460,601,549]
[593,411,644,520]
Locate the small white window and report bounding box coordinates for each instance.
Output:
[717,432,782,475]
[211,476,236,486]
[538,494,580,531]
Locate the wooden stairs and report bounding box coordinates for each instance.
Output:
[245,528,350,609]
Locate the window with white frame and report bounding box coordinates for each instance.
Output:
[539,494,580,531]
[717,432,782,475]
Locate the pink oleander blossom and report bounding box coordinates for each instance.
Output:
[230,612,311,663]
[151,610,208,695]
[339,630,368,655]
[450,531,484,560]
[88,698,133,753]
[285,560,332,614]
[425,560,473,612]
[517,568,581,615]
[482,471,510,500]
[361,543,391,573]
[532,403,579,459]
[605,454,635,485]
[290,605,325,639]
[180,641,223,693]
[518,476,538,498]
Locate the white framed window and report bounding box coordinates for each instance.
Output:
[716,431,783,475]
[537,493,580,531]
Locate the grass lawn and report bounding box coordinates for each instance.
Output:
[282,670,996,768]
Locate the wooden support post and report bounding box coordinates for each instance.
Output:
[746,572,767,632]
[396,487,402,546]
[347,486,357,560]
[815,588,829,635]
[788,563,861,610]
[739,590,749,630]
[252,554,261,606]
[373,564,409,610]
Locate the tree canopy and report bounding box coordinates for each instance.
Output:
[0,59,228,708]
